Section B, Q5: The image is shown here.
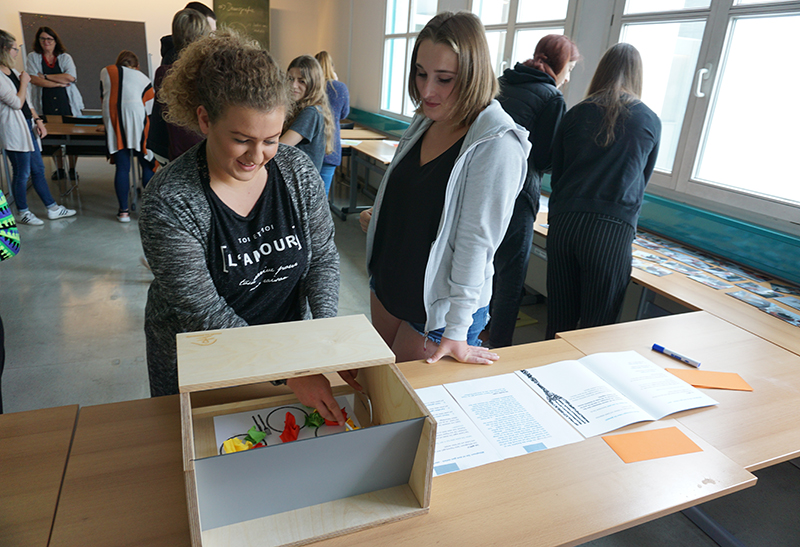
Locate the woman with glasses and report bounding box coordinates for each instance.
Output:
[26,26,85,180]
[0,29,76,225]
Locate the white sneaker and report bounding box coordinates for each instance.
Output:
[18,211,44,225]
[47,205,77,220]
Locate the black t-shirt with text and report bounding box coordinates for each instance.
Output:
[202,155,308,325]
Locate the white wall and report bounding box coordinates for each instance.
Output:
[0,0,348,85]
[0,0,199,78]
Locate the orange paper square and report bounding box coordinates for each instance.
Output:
[666,368,753,391]
[603,427,702,463]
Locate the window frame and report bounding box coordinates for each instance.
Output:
[612,0,800,233]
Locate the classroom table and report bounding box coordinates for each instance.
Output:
[41,116,107,196]
[43,322,768,547]
[48,396,190,547]
[331,139,398,220]
[340,127,386,141]
[556,311,800,472]
[0,404,78,547]
[529,210,800,358]
[42,117,150,212]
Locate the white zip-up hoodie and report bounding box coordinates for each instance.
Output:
[367,100,531,341]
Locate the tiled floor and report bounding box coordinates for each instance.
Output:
[1,157,797,546]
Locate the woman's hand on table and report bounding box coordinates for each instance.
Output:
[359,208,372,233]
[287,374,346,425]
[426,337,499,366]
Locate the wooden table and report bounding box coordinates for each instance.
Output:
[48,396,191,547]
[626,257,800,358]
[45,332,761,547]
[0,405,78,547]
[341,127,386,141]
[41,117,107,197]
[331,139,398,220]
[529,210,800,357]
[557,311,800,472]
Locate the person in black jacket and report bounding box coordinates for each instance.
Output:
[159,2,216,66]
[545,43,661,339]
[489,35,580,348]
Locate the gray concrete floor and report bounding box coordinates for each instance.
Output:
[1,157,797,546]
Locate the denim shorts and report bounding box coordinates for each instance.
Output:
[408,305,490,347]
[370,276,490,346]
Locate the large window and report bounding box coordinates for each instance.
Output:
[381,0,436,117]
[472,0,575,76]
[380,0,577,118]
[614,0,800,223]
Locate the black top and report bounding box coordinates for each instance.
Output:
[5,71,32,119]
[203,152,308,325]
[498,63,565,201]
[370,134,465,323]
[40,58,72,116]
[549,99,661,229]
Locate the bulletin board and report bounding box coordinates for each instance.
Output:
[20,13,149,111]
[214,0,270,50]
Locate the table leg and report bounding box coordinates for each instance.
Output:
[58,144,78,197]
[682,506,749,547]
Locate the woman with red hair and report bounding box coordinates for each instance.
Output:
[489,34,579,348]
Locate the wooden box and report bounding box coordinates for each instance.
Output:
[176,315,435,547]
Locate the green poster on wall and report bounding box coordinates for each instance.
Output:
[214,0,270,50]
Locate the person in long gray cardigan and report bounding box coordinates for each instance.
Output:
[139,29,353,424]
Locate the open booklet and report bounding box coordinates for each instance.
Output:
[417,351,718,476]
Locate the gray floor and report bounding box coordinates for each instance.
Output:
[1,157,797,546]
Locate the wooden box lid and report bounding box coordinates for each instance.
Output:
[176,315,395,393]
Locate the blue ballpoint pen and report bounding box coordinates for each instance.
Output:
[651,344,701,368]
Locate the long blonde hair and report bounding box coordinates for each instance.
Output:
[314,50,336,81]
[0,30,16,68]
[285,55,334,155]
[585,43,644,147]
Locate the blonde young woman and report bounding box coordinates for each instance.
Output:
[0,29,75,225]
[280,55,334,173]
[140,30,354,423]
[360,12,530,365]
[314,51,350,196]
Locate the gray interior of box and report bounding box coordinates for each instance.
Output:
[194,417,426,530]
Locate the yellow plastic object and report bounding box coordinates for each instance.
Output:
[223,437,254,453]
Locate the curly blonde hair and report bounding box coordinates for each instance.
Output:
[285,55,334,155]
[159,29,291,134]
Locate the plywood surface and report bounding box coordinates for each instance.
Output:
[352,140,398,164]
[48,396,191,547]
[310,420,754,547]
[398,338,585,389]
[0,405,78,547]
[557,311,800,471]
[341,128,386,140]
[177,315,395,393]
[201,485,425,547]
[629,264,800,357]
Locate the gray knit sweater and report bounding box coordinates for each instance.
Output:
[140,142,340,396]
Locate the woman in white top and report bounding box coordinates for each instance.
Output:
[101,50,156,222]
[26,26,85,181]
[0,29,75,225]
